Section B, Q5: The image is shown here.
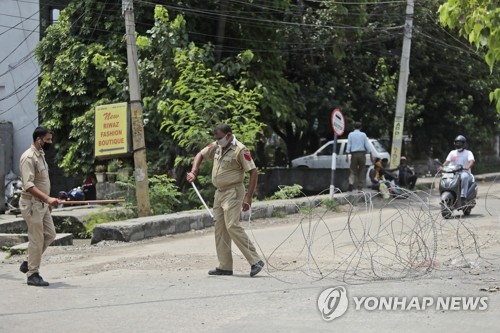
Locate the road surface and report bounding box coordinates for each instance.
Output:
[1,183,499,332]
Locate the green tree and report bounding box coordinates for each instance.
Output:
[36,1,136,174]
[36,3,263,179]
[36,0,500,179]
[439,0,500,111]
[159,45,263,158]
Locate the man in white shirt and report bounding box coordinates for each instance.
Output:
[443,135,475,206]
[346,122,371,191]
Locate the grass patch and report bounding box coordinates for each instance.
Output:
[272,209,287,218]
[321,198,341,212]
[2,246,27,258]
[298,205,313,215]
[54,217,86,238]
[81,207,135,238]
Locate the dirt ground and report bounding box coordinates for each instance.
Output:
[6,194,499,285]
[1,187,500,333]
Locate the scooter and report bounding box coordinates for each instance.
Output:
[57,186,86,207]
[436,160,478,219]
[4,173,22,213]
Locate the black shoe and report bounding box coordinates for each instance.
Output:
[460,197,467,207]
[27,273,49,287]
[208,268,233,276]
[250,260,265,277]
[19,261,28,274]
[348,184,354,192]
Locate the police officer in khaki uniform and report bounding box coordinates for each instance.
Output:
[187,124,264,277]
[18,126,60,287]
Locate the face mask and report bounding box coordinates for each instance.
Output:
[217,134,230,147]
[42,142,51,151]
[39,139,51,151]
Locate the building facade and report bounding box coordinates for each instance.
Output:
[0,0,41,174]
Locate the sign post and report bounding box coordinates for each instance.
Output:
[330,108,345,199]
[94,102,130,158]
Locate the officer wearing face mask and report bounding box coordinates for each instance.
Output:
[186,123,265,277]
[443,135,475,207]
[18,126,60,287]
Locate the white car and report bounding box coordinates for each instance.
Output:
[291,139,390,169]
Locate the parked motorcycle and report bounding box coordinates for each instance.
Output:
[436,160,478,219]
[4,172,22,213]
[57,186,86,207]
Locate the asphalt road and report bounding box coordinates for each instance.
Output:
[1,182,499,333]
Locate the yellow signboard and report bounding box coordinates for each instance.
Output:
[94,102,129,158]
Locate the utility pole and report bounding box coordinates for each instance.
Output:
[390,0,414,168]
[122,0,151,216]
[215,0,228,62]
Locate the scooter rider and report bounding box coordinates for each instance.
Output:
[443,135,475,206]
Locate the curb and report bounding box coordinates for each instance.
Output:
[91,196,332,244]
[90,172,500,244]
[8,233,73,254]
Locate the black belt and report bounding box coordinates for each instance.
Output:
[351,151,366,154]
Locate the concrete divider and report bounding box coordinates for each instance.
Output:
[91,171,500,244]
[9,233,73,254]
[0,218,27,234]
[1,173,497,246]
[91,196,331,244]
[0,233,28,247]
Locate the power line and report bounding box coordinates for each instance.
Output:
[18,116,38,131]
[0,23,38,65]
[306,0,406,4]
[8,0,495,133]
[0,12,39,22]
[136,0,404,31]
[5,70,39,117]
[0,51,36,78]
[0,23,40,33]
[0,7,39,37]
[0,74,39,104]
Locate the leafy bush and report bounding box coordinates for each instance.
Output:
[107,159,122,172]
[272,209,287,218]
[270,184,303,200]
[116,174,181,215]
[320,199,340,212]
[298,205,313,215]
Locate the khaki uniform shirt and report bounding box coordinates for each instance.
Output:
[200,139,256,189]
[19,144,50,196]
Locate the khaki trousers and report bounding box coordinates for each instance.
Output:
[213,183,260,270]
[19,197,56,277]
[349,152,367,190]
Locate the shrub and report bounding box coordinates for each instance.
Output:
[321,198,340,212]
[116,174,181,215]
[270,184,303,200]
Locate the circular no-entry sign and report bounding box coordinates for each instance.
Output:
[331,108,345,136]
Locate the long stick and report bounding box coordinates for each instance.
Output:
[60,199,125,205]
[191,182,214,219]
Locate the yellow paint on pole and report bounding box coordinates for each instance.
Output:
[94,102,129,158]
[390,118,404,168]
